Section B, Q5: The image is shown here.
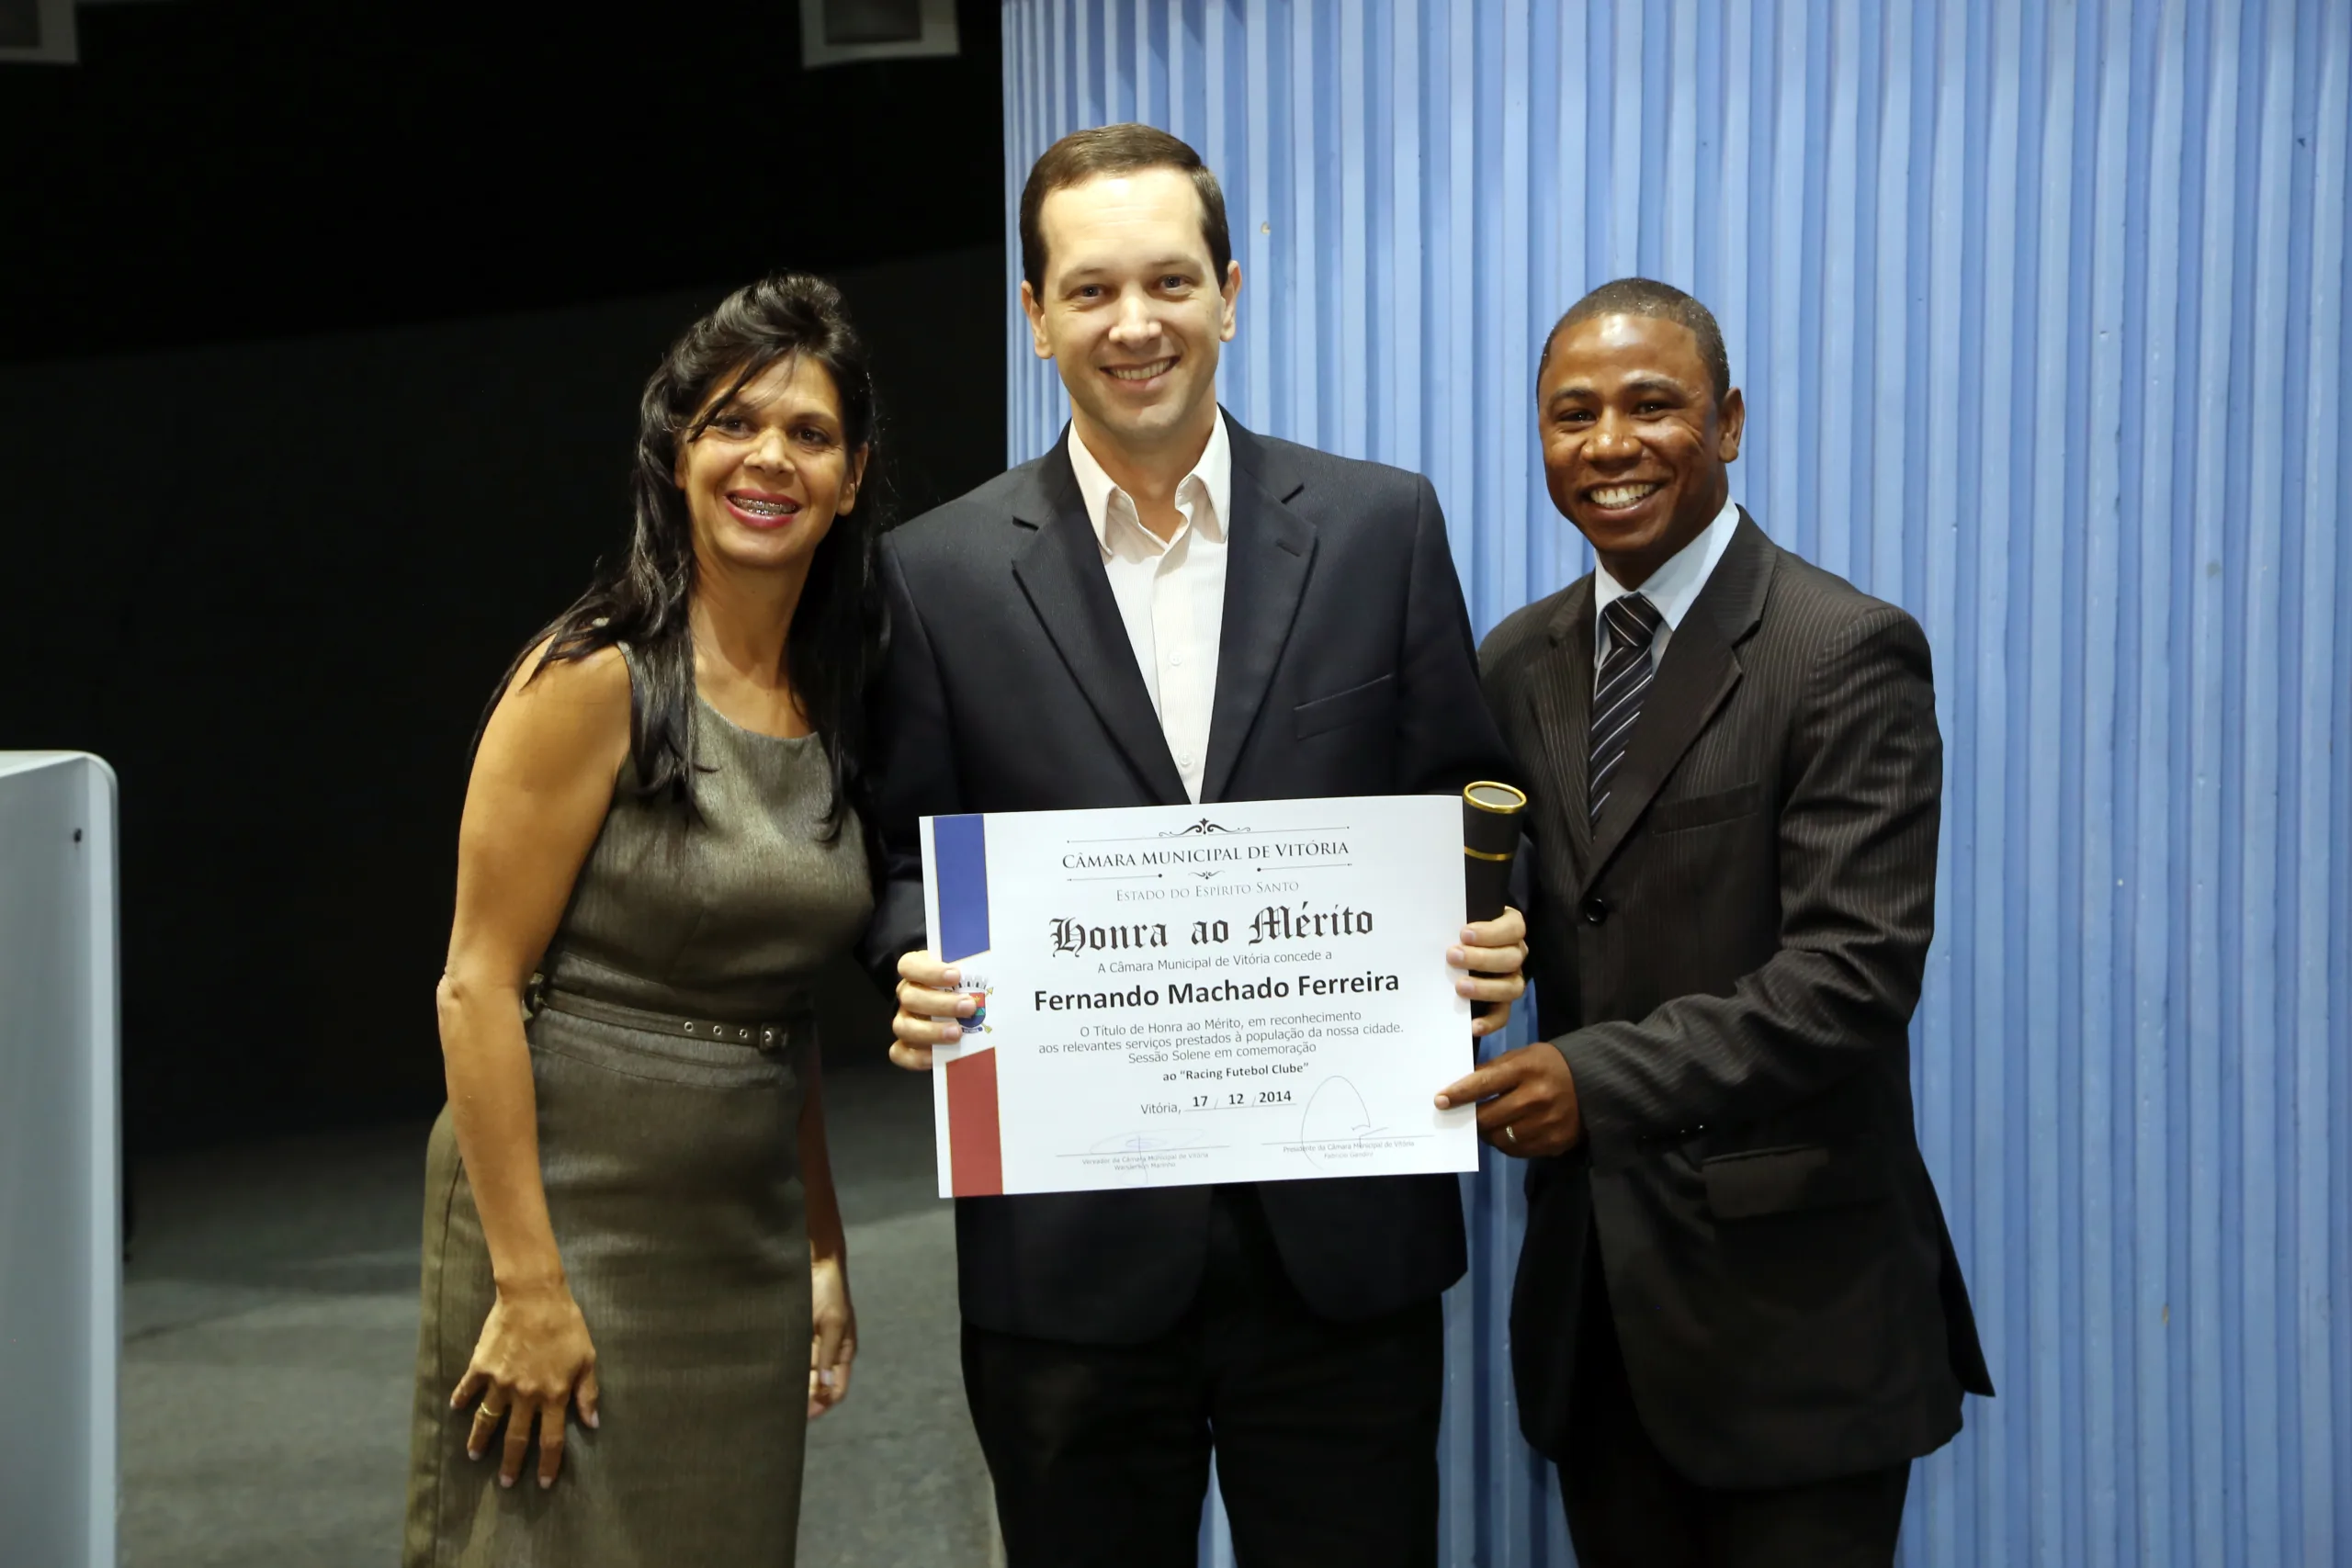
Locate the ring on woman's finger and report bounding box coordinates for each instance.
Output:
[466,1402,503,1460]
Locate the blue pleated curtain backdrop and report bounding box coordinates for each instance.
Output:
[999,2,2351,1563]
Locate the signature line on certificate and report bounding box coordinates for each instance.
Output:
[1057,1147,1233,1156]
[1267,1135,1436,1146]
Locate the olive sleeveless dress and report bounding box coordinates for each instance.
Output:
[403,671,872,1567]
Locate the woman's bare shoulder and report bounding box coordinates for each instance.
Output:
[479,639,633,775]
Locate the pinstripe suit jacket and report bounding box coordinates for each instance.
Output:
[1480,513,1993,1488]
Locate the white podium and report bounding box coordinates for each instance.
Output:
[0,752,119,1567]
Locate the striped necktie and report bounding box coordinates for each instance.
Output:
[1589,592,1665,822]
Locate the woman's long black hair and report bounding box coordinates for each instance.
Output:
[491,273,888,858]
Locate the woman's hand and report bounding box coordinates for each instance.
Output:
[808,1254,857,1419]
[890,950,970,1070]
[450,1281,600,1490]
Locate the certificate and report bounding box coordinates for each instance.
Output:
[921,795,1479,1197]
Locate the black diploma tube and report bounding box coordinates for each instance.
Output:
[1463,782,1527,1019]
[1463,780,1528,922]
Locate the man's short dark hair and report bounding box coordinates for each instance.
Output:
[1019,123,1233,297]
[1541,277,1732,402]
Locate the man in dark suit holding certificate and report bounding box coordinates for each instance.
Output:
[1443,280,1993,1567]
[862,125,1525,1567]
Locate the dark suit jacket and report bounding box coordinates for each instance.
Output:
[1479,513,1994,1488]
[865,416,1511,1346]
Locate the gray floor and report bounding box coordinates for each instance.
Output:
[121,1066,996,1566]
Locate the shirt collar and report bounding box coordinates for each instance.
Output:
[1068,409,1233,558]
[1594,493,1741,649]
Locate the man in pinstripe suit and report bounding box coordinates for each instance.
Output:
[1440,280,1993,1566]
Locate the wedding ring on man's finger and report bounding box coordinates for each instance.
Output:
[1504,1125,1519,1145]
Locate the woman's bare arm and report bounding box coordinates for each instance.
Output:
[435,643,630,1483]
[439,644,628,1287]
[800,1054,856,1416]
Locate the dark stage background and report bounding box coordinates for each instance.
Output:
[0,1,1008,1154]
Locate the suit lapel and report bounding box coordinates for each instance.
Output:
[1529,580,1598,881]
[1007,435,1190,805]
[1201,423,1315,803]
[1581,513,1776,894]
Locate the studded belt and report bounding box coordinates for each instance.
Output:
[525,976,809,1055]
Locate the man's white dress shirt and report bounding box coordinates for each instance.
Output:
[1068,412,1233,804]
[1593,494,1742,681]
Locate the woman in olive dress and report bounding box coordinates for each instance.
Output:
[403,274,885,1566]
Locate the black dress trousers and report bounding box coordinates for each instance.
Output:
[1555,1232,1913,1568]
[962,1183,1444,1568]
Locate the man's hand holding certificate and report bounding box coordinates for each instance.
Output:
[895,795,1524,1197]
